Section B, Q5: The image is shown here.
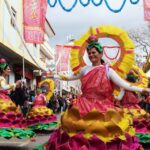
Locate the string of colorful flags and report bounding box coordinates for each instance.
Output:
[47,0,140,13]
[23,0,150,44]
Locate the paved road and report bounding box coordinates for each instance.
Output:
[0,135,150,150]
[0,134,50,150]
[0,113,149,150]
[0,114,60,150]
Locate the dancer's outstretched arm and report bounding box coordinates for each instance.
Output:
[51,66,91,81]
[109,68,149,93]
[114,88,125,100]
[54,71,83,81]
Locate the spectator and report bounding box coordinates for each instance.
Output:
[62,95,67,111]
[56,95,61,112]
[47,94,56,112]
[10,86,27,107]
[53,95,60,113]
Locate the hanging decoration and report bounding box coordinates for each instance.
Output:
[143,0,150,21]
[23,0,47,43]
[47,0,57,7]
[91,0,103,6]
[58,0,78,12]
[56,45,71,73]
[79,0,90,7]
[103,46,120,61]
[47,0,140,13]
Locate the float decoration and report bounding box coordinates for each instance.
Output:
[0,128,35,139]
[129,65,148,88]
[39,78,54,102]
[113,65,148,98]
[136,133,150,143]
[70,25,135,78]
[29,122,58,131]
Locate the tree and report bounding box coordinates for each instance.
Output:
[128,26,150,72]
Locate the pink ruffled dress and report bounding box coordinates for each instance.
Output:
[0,85,26,128]
[26,94,56,127]
[46,65,142,150]
[121,91,150,134]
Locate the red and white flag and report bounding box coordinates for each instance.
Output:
[23,0,47,43]
[56,45,71,73]
[143,0,150,21]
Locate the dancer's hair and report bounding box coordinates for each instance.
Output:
[87,35,104,64]
[0,58,8,75]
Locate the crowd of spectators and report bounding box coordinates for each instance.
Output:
[9,82,150,116]
[9,84,77,116]
[47,93,77,113]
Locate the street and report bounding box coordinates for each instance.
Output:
[0,114,61,150]
[0,135,149,150]
[0,114,60,150]
[0,134,50,150]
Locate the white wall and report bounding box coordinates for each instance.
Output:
[2,0,41,64]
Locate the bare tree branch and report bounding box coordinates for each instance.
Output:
[128,26,150,71]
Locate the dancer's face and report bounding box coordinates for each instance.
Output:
[87,47,102,64]
[3,66,11,76]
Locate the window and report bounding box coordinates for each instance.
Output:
[10,6,17,28]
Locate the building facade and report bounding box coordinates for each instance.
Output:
[0,0,55,89]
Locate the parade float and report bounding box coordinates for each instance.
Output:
[0,58,35,147]
[26,78,58,132]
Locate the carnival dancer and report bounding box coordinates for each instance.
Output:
[115,72,150,143]
[26,83,57,131]
[114,72,141,109]
[0,58,34,142]
[44,36,150,150]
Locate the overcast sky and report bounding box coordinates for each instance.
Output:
[46,0,149,47]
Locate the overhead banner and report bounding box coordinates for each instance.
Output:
[23,0,47,43]
[56,45,71,73]
[143,0,150,21]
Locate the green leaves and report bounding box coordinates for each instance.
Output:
[0,128,35,139]
[136,133,150,143]
[29,122,58,130]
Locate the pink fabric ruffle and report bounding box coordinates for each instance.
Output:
[27,115,56,127]
[0,112,26,128]
[0,92,10,101]
[133,118,150,133]
[74,96,114,117]
[46,129,142,150]
[73,66,114,117]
